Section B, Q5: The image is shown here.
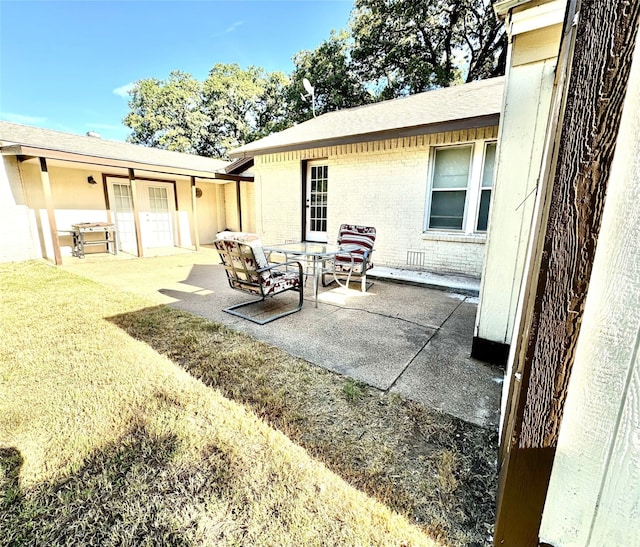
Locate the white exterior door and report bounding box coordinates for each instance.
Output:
[107,179,176,253]
[139,183,175,248]
[108,180,137,252]
[305,163,328,242]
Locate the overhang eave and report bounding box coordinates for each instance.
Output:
[0,144,243,181]
[229,113,500,159]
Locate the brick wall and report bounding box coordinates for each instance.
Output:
[252,126,498,277]
[253,158,303,244]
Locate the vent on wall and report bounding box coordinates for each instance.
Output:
[407,250,426,267]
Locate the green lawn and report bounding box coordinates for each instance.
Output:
[0,261,496,546]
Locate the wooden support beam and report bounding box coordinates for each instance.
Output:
[494,1,640,545]
[191,176,200,251]
[128,168,144,257]
[39,157,62,265]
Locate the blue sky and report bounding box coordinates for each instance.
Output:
[0,0,354,141]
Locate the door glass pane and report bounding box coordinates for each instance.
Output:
[148,186,169,212]
[146,186,172,244]
[433,146,472,189]
[476,189,491,231]
[112,183,135,249]
[429,190,466,230]
[482,142,497,188]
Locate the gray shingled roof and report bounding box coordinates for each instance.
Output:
[230,76,504,158]
[0,121,228,174]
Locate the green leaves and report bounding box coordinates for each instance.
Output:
[285,30,374,124]
[350,0,506,95]
[122,1,506,156]
[124,65,290,159]
[124,71,209,154]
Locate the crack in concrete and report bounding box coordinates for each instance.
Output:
[384,296,470,393]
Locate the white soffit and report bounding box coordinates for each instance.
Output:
[510,0,566,35]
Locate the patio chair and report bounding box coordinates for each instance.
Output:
[322,224,376,292]
[214,231,304,324]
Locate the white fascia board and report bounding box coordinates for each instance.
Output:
[494,0,533,18]
[510,0,566,35]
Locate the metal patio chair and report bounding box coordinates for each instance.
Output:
[215,232,304,324]
[322,224,376,292]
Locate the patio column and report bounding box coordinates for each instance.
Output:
[236,181,242,232]
[128,168,144,257]
[191,176,200,251]
[39,157,62,265]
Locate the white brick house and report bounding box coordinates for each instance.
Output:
[231,77,504,279]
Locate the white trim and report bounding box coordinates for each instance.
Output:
[510,0,566,36]
[424,139,497,235]
[494,0,533,17]
[305,160,329,242]
[474,141,497,232]
[466,143,486,232]
[425,143,474,231]
[422,232,486,244]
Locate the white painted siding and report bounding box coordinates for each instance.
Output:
[0,156,40,262]
[475,26,561,346]
[540,40,640,547]
[195,182,229,244]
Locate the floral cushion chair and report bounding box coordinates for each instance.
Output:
[323,224,376,292]
[214,231,304,324]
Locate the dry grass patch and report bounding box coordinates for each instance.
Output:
[1,261,497,546]
[110,302,498,545]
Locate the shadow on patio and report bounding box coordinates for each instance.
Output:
[63,250,504,429]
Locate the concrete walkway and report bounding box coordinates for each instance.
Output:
[61,249,504,429]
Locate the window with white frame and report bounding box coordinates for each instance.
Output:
[476,142,496,231]
[425,140,497,233]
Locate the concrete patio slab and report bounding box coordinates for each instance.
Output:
[222,304,438,391]
[389,300,504,427]
[61,250,504,429]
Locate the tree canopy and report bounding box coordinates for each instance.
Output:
[123,1,506,157]
[284,30,373,124]
[350,0,506,96]
[125,65,289,158]
[124,71,208,155]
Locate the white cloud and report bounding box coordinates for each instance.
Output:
[213,20,244,36]
[0,112,47,125]
[224,20,243,33]
[113,82,135,98]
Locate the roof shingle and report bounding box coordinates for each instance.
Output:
[0,121,228,173]
[230,76,505,158]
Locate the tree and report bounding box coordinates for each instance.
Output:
[350,0,506,97]
[124,71,209,154]
[123,65,290,158]
[252,71,293,140]
[284,30,373,124]
[123,2,506,156]
[201,64,290,157]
